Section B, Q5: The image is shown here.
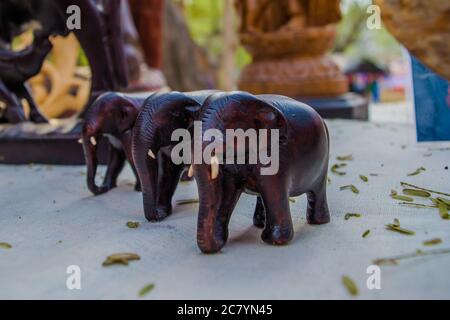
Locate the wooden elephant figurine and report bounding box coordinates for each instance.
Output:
[192,92,330,253]
[132,91,217,222]
[82,92,150,195]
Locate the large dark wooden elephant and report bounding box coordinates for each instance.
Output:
[192,92,330,253]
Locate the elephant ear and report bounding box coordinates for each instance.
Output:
[184,104,202,122]
[253,102,288,141]
[116,103,138,133]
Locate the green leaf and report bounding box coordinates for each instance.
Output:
[400,182,450,197]
[102,253,140,267]
[385,223,415,235]
[0,242,12,249]
[176,198,200,205]
[126,221,140,229]
[139,283,155,297]
[331,163,347,176]
[423,238,442,246]
[359,175,368,182]
[398,202,437,209]
[390,190,413,202]
[289,198,296,203]
[436,197,450,208]
[437,202,450,220]
[342,276,359,296]
[344,213,362,220]
[337,155,353,161]
[407,167,426,176]
[402,189,431,198]
[373,248,450,266]
[362,230,370,238]
[340,185,359,194]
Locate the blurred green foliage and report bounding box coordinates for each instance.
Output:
[175,0,251,71]
[336,0,402,64]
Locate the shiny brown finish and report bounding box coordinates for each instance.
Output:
[82,92,147,195]
[194,92,330,253]
[132,91,216,222]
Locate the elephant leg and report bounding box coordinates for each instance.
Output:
[306,176,330,225]
[156,153,184,217]
[102,145,126,190]
[197,177,242,254]
[17,84,47,123]
[258,179,294,246]
[253,196,266,229]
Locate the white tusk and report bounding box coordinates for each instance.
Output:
[148,149,156,159]
[90,137,97,146]
[188,165,194,178]
[210,155,219,180]
[77,138,83,144]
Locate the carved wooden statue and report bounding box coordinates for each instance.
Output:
[235,0,348,97]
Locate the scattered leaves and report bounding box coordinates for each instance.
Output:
[331,163,347,176]
[362,230,370,238]
[0,242,12,249]
[139,283,155,297]
[102,253,140,267]
[407,167,426,176]
[342,276,358,296]
[423,238,442,246]
[126,221,140,229]
[402,189,431,198]
[176,198,199,205]
[359,175,368,182]
[344,213,361,220]
[337,155,353,161]
[340,185,359,194]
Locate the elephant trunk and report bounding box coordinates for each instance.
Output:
[132,129,161,222]
[195,164,227,254]
[82,125,107,195]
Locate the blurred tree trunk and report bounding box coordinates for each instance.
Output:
[218,0,237,90]
[162,0,218,91]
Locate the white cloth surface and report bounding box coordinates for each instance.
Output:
[0,119,449,299]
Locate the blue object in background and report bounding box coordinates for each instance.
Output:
[411,55,450,141]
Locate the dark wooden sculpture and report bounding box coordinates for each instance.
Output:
[192,92,330,253]
[0,32,52,123]
[0,0,133,164]
[82,92,150,195]
[0,0,128,123]
[132,91,216,222]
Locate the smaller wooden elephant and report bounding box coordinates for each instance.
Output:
[82,92,149,195]
[132,91,216,222]
[193,92,330,253]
